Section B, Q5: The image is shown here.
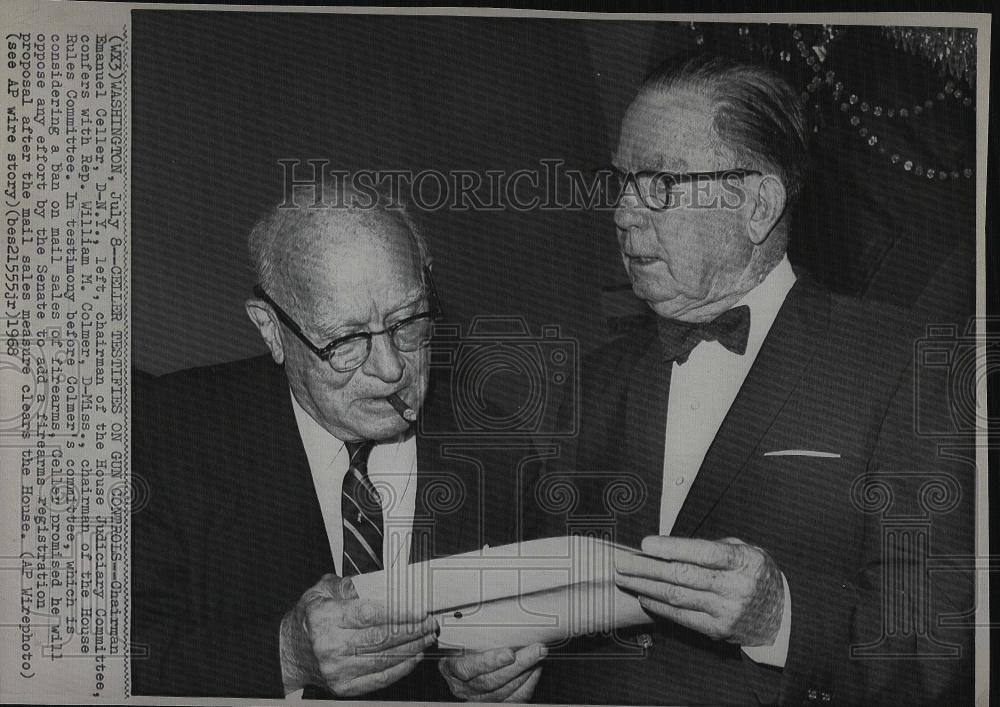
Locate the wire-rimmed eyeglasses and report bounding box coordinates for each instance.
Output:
[608,168,762,211]
[253,266,442,373]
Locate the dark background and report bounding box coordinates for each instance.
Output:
[132,12,978,376]
[131,10,991,699]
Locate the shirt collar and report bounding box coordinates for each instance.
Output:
[289,390,410,474]
[289,390,347,474]
[735,254,797,359]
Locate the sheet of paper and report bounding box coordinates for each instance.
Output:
[352,536,653,649]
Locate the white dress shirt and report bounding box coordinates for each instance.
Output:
[283,396,419,698]
[658,255,796,667]
[289,393,418,576]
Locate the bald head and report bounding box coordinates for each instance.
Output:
[245,192,434,441]
[249,203,426,324]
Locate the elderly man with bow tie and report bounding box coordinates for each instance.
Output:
[528,52,974,706]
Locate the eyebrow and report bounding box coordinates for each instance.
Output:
[313,289,427,341]
[613,152,690,173]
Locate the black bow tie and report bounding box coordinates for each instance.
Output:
[656,305,751,364]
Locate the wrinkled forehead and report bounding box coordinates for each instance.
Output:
[614,87,723,172]
[278,209,423,306]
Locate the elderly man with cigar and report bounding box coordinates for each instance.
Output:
[528,53,974,705]
[132,193,546,700]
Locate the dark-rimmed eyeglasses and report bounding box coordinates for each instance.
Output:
[253,266,442,373]
[608,168,762,211]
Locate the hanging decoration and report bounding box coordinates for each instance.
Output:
[685,22,975,183]
[880,26,976,85]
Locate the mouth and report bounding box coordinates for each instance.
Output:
[360,392,405,407]
[624,253,660,266]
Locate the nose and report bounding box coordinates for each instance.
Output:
[363,332,405,384]
[614,193,648,233]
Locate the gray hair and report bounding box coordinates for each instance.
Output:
[248,185,431,302]
[640,53,811,205]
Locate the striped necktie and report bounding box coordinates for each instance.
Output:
[341,440,383,576]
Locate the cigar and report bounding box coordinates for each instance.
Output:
[386,392,417,422]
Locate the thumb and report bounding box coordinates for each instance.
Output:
[329,576,360,601]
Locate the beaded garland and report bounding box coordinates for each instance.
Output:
[686,23,975,182]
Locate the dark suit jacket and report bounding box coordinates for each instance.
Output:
[527,276,974,706]
[132,355,525,698]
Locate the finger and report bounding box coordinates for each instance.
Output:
[334,633,436,683]
[438,655,466,694]
[369,632,437,666]
[343,599,430,628]
[616,575,720,614]
[470,663,537,702]
[640,536,740,570]
[300,574,351,610]
[351,617,438,653]
[331,576,361,600]
[341,598,386,628]
[308,574,361,602]
[332,651,424,697]
[615,553,720,591]
[507,666,544,703]
[636,595,722,640]
[466,643,547,694]
[444,646,516,682]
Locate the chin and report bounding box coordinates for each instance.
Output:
[648,302,680,319]
[361,414,410,441]
[647,295,698,320]
[630,284,677,314]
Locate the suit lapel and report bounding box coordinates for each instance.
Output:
[410,432,435,564]
[252,359,334,579]
[672,277,830,537]
[409,370,475,564]
[411,431,482,563]
[618,341,672,548]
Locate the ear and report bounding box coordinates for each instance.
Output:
[746,175,787,246]
[245,299,285,364]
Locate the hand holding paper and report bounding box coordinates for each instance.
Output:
[439,644,547,702]
[352,536,653,651]
[279,573,438,696]
[614,536,784,646]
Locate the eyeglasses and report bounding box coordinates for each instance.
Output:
[253,266,442,373]
[608,168,762,211]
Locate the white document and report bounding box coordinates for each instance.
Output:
[351,536,653,650]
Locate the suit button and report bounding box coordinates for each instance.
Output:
[636,633,653,649]
[821,692,832,702]
[807,689,818,701]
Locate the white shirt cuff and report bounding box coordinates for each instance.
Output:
[741,571,791,668]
